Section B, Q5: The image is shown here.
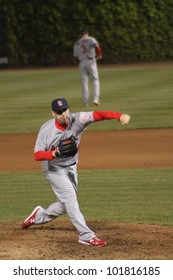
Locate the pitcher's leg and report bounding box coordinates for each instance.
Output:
[35,201,66,224]
[64,190,95,241]
[46,171,95,241]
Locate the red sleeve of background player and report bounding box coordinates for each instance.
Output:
[95,46,102,57]
[93,111,122,121]
[34,151,54,161]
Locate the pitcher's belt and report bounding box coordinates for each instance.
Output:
[58,162,76,168]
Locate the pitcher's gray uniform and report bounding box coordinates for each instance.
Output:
[73,29,102,106]
[34,111,95,242]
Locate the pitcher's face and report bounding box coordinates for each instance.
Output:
[52,108,70,125]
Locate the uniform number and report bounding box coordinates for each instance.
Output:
[80,44,87,53]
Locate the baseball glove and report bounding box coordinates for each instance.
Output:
[56,135,78,158]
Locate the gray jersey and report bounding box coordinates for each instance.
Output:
[73,36,99,61]
[34,111,94,172]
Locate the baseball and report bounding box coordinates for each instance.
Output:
[120,114,131,125]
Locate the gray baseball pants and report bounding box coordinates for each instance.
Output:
[34,164,95,242]
[79,59,100,106]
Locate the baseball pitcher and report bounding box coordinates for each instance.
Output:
[21,98,131,247]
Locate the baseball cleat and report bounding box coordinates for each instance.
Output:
[79,237,107,247]
[93,101,100,106]
[21,206,41,229]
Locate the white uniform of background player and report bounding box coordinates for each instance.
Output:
[73,29,102,106]
[21,98,131,247]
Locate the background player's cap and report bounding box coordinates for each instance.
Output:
[52,98,69,112]
[80,28,89,34]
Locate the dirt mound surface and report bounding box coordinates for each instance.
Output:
[1,220,173,260]
[0,128,172,260]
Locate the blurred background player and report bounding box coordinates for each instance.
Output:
[73,28,102,106]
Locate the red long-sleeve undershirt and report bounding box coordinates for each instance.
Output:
[93,111,122,121]
[34,150,53,161]
[95,46,102,57]
[34,111,122,161]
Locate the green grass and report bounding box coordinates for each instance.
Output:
[0,63,173,134]
[0,169,172,226]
